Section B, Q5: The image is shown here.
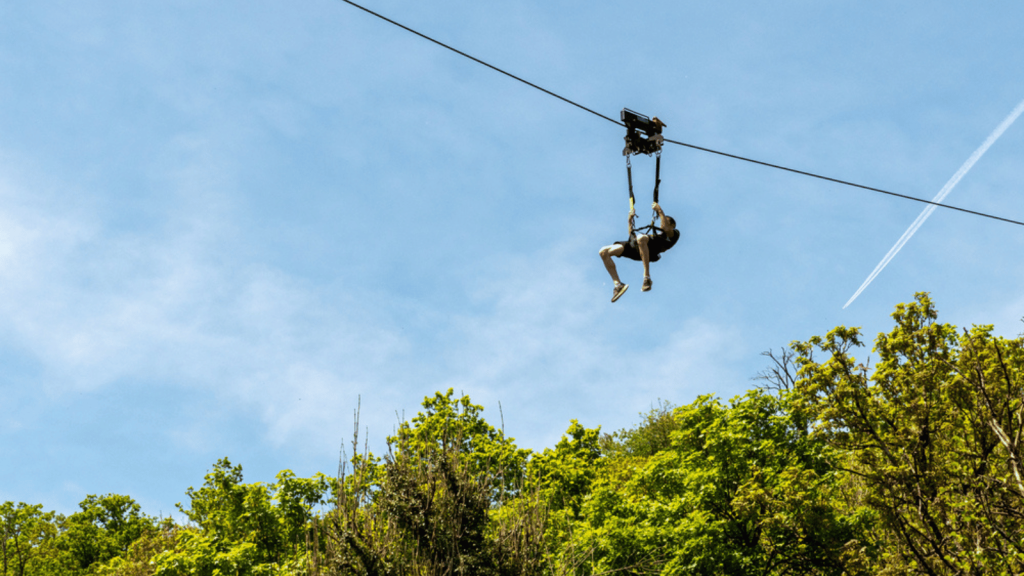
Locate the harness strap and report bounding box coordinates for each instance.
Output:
[626,155,635,210]
[653,150,661,204]
[627,156,637,246]
[625,137,664,247]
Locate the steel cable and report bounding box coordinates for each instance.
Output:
[338,0,1024,227]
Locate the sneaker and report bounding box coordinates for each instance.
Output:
[642,276,652,292]
[611,282,628,302]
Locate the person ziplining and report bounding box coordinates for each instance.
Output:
[600,109,681,302]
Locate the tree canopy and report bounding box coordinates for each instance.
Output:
[6,293,1022,575]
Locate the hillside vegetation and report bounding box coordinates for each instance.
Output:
[4,294,1023,575]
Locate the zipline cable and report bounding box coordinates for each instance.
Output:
[337,0,1024,228]
[662,138,1024,227]
[337,0,619,125]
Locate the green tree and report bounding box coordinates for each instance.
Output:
[792,293,1024,575]
[528,420,602,520]
[563,391,869,576]
[390,389,531,495]
[600,400,678,459]
[152,459,328,576]
[57,494,153,571]
[93,519,178,576]
[325,391,545,575]
[1,502,58,576]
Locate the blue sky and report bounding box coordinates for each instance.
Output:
[2,1,1023,517]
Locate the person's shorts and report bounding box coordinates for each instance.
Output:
[614,239,662,262]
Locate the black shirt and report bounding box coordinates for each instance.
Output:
[648,228,680,261]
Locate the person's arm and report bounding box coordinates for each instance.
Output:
[652,202,675,236]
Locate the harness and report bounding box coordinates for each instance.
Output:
[622,108,666,247]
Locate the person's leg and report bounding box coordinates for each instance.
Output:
[637,235,651,278]
[637,235,653,291]
[599,243,625,284]
[600,243,629,301]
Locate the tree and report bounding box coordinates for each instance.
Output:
[58,494,153,571]
[0,502,58,576]
[324,390,545,576]
[389,389,531,495]
[600,400,678,459]
[792,293,1024,575]
[93,518,178,576]
[152,459,328,576]
[528,420,602,519]
[562,392,869,576]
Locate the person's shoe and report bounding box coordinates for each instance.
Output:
[642,276,652,292]
[611,282,628,302]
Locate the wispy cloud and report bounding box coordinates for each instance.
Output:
[0,148,410,447]
[0,142,745,457]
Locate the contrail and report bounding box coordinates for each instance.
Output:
[843,97,1024,309]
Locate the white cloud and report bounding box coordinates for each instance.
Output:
[0,150,746,457]
[0,152,409,449]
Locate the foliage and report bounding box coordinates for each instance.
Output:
[599,400,679,459]
[528,420,602,519]
[793,292,1024,575]
[1,502,58,576]
[2,494,156,576]
[10,294,1024,576]
[152,458,329,576]
[561,391,870,576]
[58,494,155,571]
[389,389,532,495]
[93,520,178,576]
[322,390,545,575]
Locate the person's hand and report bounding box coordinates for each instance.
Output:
[652,202,662,213]
[629,208,636,219]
